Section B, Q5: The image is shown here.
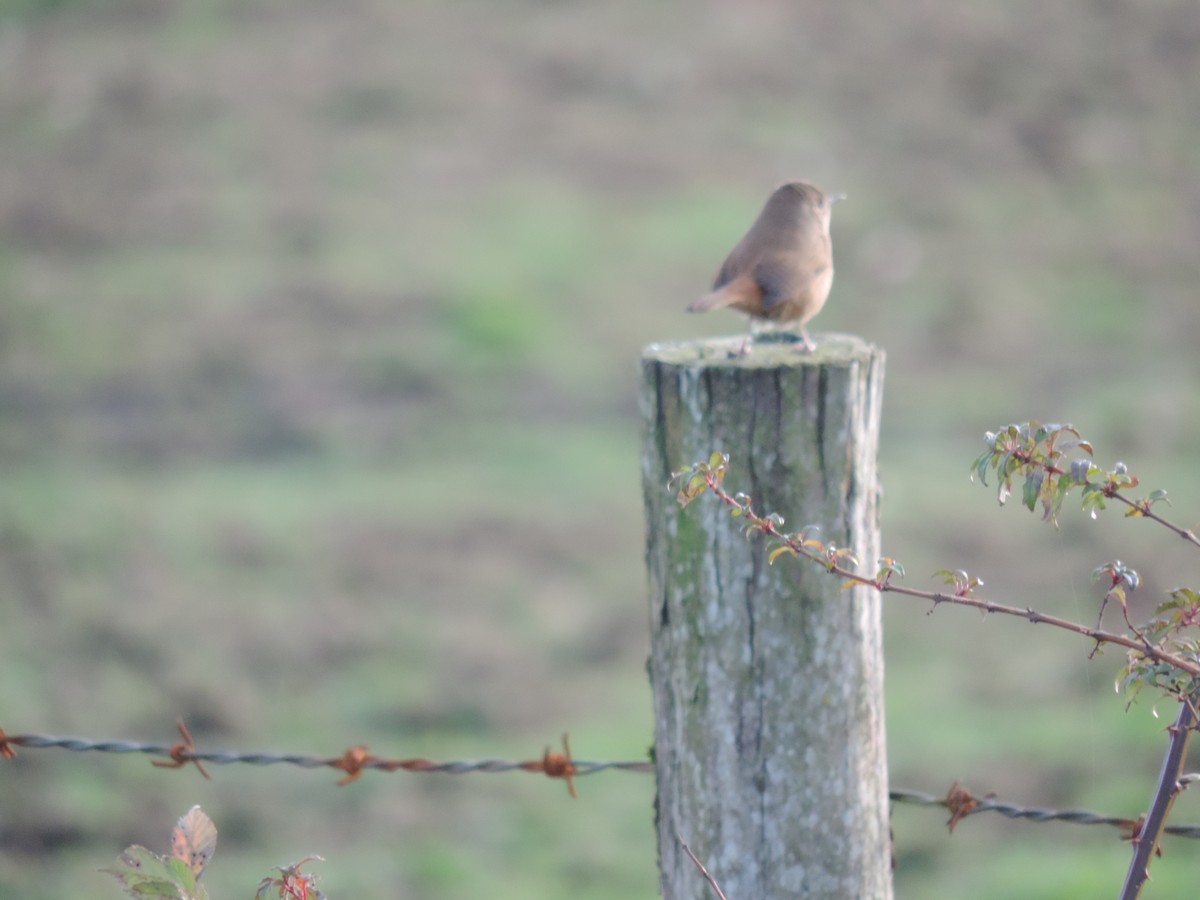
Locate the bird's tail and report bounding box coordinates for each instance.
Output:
[686,274,758,313]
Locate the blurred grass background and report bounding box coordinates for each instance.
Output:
[1,1,1199,897]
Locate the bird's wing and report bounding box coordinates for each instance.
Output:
[755,256,830,312]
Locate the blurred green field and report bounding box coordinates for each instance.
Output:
[2,1,1200,897]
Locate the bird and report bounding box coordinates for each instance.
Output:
[686,181,844,354]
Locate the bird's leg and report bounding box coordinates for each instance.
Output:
[792,328,815,352]
[733,319,754,356]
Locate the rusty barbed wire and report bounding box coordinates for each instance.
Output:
[0,725,647,797]
[890,785,1200,840]
[3,724,1199,839]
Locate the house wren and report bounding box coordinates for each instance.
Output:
[687,181,844,353]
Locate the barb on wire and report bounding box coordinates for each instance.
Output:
[0,726,15,760]
[150,719,210,780]
[539,733,578,798]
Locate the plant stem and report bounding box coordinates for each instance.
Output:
[1119,694,1198,899]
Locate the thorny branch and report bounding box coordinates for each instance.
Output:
[1120,696,1197,900]
[679,461,1200,679]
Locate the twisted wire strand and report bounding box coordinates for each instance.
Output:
[3,733,652,775]
[888,787,1200,838]
[6,732,1200,837]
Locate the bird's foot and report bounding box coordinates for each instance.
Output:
[727,339,752,358]
[793,332,816,353]
[725,330,753,358]
[746,328,814,351]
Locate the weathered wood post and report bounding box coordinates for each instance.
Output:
[641,334,891,899]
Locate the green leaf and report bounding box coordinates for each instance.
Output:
[1168,587,1200,607]
[768,545,796,564]
[1081,483,1106,517]
[970,450,992,485]
[996,451,1013,479]
[1022,468,1043,512]
[101,847,206,900]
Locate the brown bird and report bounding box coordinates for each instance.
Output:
[687,181,844,353]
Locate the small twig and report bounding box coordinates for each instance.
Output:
[677,835,728,900]
[1107,492,1200,550]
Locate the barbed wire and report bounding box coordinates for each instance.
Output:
[0,724,641,797]
[7,734,656,774]
[889,786,1200,839]
[3,723,1199,839]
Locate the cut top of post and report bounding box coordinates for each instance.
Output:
[642,332,879,368]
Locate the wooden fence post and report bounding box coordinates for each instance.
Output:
[640,334,891,899]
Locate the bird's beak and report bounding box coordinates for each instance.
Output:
[829,192,847,204]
